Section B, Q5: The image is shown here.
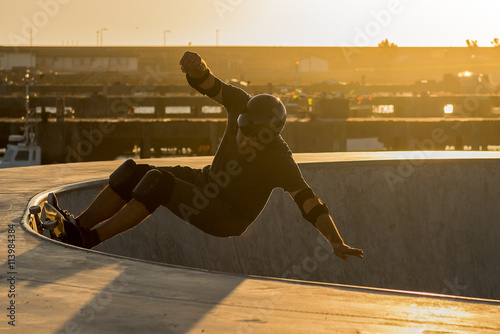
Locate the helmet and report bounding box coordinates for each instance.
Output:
[237,94,286,138]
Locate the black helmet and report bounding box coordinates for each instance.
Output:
[237,94,286,139]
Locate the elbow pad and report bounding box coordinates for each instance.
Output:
[186,71,222,98]
[293,187,329,226]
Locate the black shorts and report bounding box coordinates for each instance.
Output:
[132,164,246,237]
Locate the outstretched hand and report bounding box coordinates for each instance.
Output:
[332,243,364,262]
[179,51,207,77]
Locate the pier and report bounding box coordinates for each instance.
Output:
[2,117,500,163]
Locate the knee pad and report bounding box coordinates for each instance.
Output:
[109,159,152,201]
[132,169,175,213]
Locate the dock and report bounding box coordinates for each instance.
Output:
[1,117,500,163]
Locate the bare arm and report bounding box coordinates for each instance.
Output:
[289,188,364,261]
[179,51,223,104]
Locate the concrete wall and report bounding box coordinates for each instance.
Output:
[56,158,500,300]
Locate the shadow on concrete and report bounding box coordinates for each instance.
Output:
[12,187,246,333]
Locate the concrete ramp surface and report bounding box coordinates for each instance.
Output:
[53,152,500,301]
[3,152,500,333]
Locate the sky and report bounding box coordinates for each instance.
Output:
[0,0,499,47]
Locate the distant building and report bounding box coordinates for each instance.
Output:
[1,46,499,87]
[0,47,138,72]
[298,56,329,73]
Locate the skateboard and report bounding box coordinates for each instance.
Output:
[29,201,83,246]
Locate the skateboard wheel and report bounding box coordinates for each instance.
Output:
[29,205,41,215]
[43,220,58,230]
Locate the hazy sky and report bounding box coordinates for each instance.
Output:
[1,0,498,47]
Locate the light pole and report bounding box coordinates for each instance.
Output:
[163,30,170,46]
[100,28,107,46]
[294,61,300,91]
[216,29,219,46]
[96,30,99,46]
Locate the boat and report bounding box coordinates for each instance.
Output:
[0,133,41,168]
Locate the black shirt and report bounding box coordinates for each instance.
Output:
[207,82,308,224]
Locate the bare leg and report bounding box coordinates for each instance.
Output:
[77,185,127,229]
[93,199,150,242]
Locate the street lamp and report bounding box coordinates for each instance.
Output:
[216,29,219,46]
[96,30,99,46]
[100,28,107,46]
[163,30,170,46]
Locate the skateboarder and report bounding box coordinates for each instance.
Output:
[53,51,363,261]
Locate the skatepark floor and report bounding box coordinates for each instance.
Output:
[1,152,499,333]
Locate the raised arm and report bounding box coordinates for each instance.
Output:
[180,51,223,104]
[289,187,364,261]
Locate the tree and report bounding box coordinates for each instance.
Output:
[491,38,500,47]
[378,39,398,48]
[466,39,478,48]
